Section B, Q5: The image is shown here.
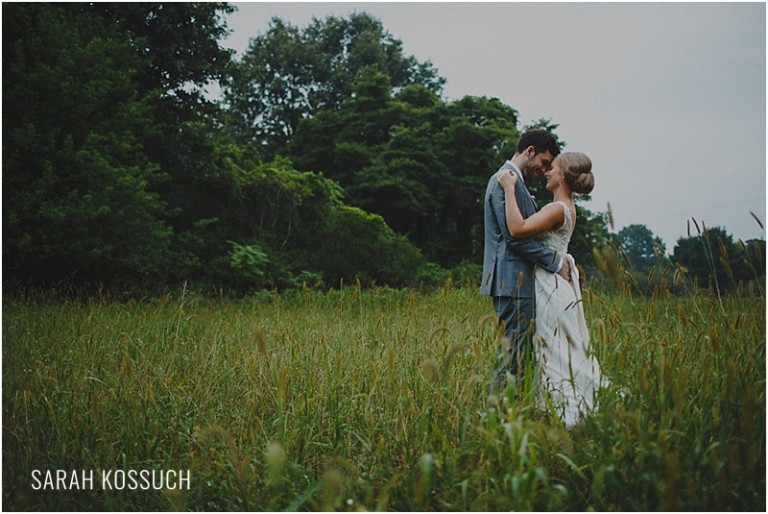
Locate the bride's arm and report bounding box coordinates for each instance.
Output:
[497,170,564,237]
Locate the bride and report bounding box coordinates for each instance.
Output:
[497,151,608,427]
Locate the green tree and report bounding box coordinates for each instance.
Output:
[3,3,242,288]
[734,238,766,283]
[618,224,666,270]
[672,225,763,291]
[82,3,239,281]
[200,151,424,290]
[314,205,425,286]
[83,3,234,110]
[431,95,523,262]
[224,12,445,156]
[3,4,174,285]
[289,69,522,266]
[194,152,341,289]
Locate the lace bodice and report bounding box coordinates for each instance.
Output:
[537,201,574,254]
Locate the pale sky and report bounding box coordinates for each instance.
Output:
[222,2,766,250]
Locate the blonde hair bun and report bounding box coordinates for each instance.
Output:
[559,152,594,194]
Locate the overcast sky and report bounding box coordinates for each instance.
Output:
[222,2,766,249]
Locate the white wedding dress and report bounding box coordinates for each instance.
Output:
[534,201,608,427]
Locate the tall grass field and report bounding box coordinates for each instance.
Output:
[3,277,765,511]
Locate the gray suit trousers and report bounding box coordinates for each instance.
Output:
[493,295,535,379]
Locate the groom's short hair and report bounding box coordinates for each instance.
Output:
[516,129,561,157]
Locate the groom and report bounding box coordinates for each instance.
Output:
[481,129,570,384]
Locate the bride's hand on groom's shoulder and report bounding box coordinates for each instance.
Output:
[497,169,517,190]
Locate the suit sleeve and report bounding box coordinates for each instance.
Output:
[489,181,561,273]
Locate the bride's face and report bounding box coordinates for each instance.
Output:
[544,159,564,192]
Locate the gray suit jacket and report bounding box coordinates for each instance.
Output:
[480,162,561,298]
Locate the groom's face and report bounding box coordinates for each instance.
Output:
[521,148,555,180]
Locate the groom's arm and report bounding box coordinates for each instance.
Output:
[506,234,563,274]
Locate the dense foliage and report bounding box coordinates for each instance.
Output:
[3,3,762,293]
[4,3,175,285]
[225,13,445,156]
[671,226,765,292]
[287,70,520,266]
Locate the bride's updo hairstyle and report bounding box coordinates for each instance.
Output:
[558,152,594,194]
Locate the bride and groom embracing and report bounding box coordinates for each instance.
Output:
[481,129,609,428]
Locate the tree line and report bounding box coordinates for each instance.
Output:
[3,3,763,293]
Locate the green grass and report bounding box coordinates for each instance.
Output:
[3,280,765,511]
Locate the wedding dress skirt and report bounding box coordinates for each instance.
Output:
[534,202,608,427]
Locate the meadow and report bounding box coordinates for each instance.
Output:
[2,277,765,511]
